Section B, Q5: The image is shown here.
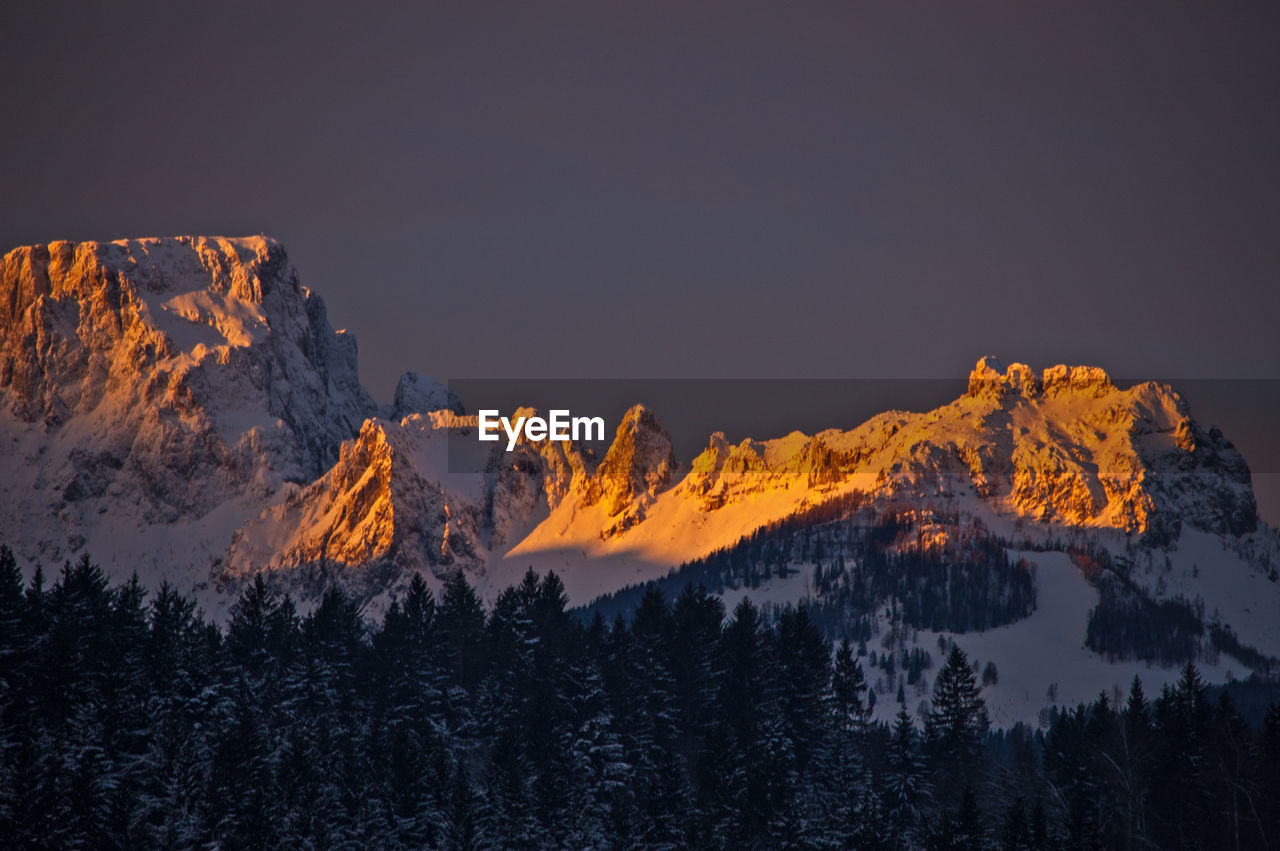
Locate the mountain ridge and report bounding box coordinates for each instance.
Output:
[0,237,1272,644]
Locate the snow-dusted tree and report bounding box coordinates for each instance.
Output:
[926,645,989,773]
[885,705,930,848]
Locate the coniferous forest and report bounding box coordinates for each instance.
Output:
[1,546,1279,849]
[588,503,1036,640]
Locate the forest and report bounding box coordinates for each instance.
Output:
[1,546,1278,849]
[591,504,1280,688]
[588,502,1035,640]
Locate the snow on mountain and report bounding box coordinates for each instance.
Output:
[1,233,1276,723]
[221,405,599,605]
[383,370,463,420]
[875,549,1246,728]
[222,413,477,596]
[485,357,1260,600]
[0,236,374,598]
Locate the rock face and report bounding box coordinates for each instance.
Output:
[224,405,602,585]
[0,236,374,571]
[483,406,597,545]
[582,405,677,535]
[674,356,1255,541]
[962,357,1254,539]
[385,371,462,419]
[224,416,477,585]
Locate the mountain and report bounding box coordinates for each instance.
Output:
[481,356,1259,597]
[0,237,380,609]
[1,236,1277,722]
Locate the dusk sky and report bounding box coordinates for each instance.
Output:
[2,2,1277,402]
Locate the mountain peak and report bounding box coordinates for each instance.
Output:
[583,403,677,535]
[0,235,375,561]
[388,371,463,419]
[967,356,1115,400]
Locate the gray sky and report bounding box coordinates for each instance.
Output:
[3,1,1278,404]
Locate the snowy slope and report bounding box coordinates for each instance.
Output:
[717,549,1249,726]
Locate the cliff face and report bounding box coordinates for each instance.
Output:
[223,416,470,583]
[668,357,1255,541]
[0,237,376,579]
[581,405,677,536]
[0,237,374,513]
[946,357,1253,538]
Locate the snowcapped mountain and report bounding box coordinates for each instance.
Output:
[479,357,1261,599]
[2,236,1278,721]
[0,237,379,610]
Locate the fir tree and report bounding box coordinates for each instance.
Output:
[885,705,930,849]
[927,644,989,798]
[436,569,488,692]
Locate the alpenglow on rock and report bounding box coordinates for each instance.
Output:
[583,404,678,535]
[0,232,1267,626]
[0,236,375,568]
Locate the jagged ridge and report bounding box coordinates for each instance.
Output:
[0,235,1265,624]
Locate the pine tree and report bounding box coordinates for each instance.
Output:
[1262,702,1280,846]
[0,545,24,690]
[443,757,485,850]
[1001,795,1033,851]
[204,685,281,848]
[0,545,28,836]
[1118,675,1152,848]
[775,606,831,774]
[1209,691,1264,851]
[668,583,723,765]
[621,587,685,837]
[436,569,488,692]
[825,637,870,830]
[885,705,930,849]
[926,644,989,797]
[565,660,630,847]
[929,786,987,851]
[1150,664,1213,847]
[712,598,783,845]
[373,573,447,732]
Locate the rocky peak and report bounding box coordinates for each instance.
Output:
[481,406,598,546]
[584,404,677,534]
[967,356,1116,402]
[223,415,479,589]
[681,431,775,508]
[967,356,1026,399]
[1039,363,1115,398]
[953,358,1252,538]
[387,371,463,420]
[0,236,375,520]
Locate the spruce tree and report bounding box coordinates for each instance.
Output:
[927,644,989,795]
[885,705,930,848]
[1119,675,1152,849]
[436,569,488,692]
[1150,664,1213,847]
[826,637,870,824]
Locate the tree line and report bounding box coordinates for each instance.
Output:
[0,547,1278,848]
[590,505,1035,641]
